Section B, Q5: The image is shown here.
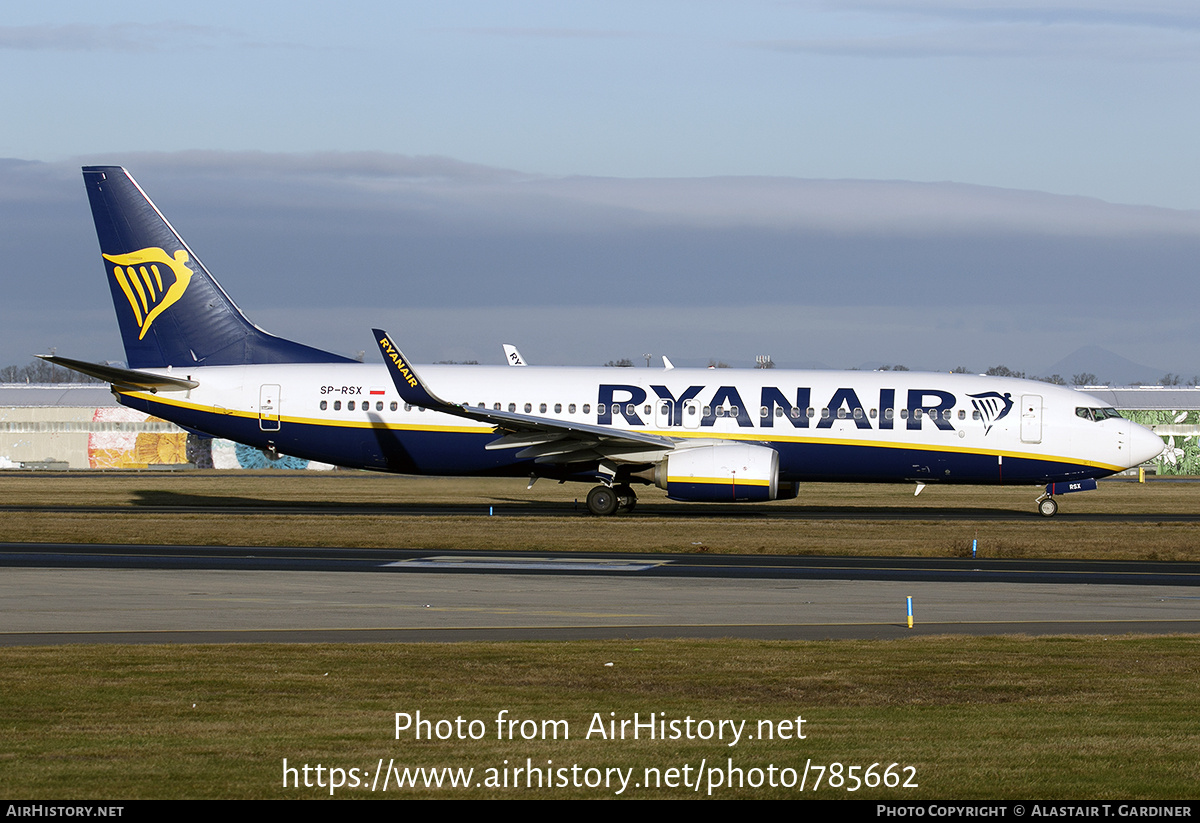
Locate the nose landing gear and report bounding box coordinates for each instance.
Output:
[1036,494,1058,518]
[1035,478,1097,517]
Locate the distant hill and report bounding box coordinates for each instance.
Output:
[1039,345,1174,387]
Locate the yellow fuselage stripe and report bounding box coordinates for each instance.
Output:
[119,391,1123,473]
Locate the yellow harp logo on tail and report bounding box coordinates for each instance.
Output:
[103,248,194,340]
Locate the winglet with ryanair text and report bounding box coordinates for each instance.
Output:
[373,328,454,412]
[373,328,676,450]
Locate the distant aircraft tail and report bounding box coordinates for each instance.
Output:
[82,166,353,369]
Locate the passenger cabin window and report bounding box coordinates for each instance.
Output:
[391,402,398,411]
[320,400,327,410]
[334,401,341,411]
[569,404,576,414]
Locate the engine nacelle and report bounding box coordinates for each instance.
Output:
[650,443,781,503]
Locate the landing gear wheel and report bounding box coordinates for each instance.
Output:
[615,484,637,513]
[1038,497,1058,518]
[587,485,619,516]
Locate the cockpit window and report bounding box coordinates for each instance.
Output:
[1076,407,1124,422]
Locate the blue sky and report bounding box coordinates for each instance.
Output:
[2,2,1198,377]
[5,1,1200,207]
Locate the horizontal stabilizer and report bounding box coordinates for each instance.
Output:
[36,354,198,392]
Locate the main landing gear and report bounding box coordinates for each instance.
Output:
[1036,494,1058,518]
[586,484,637,516]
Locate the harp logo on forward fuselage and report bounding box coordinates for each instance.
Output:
[968,391,1014,435]
[103,247,194,340]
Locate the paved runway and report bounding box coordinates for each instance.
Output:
[5,500,1200,521]
[2,544,1198,644]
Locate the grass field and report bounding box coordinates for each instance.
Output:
[2,470,1198,560]
[3,637,1199,799]
[2,471,1198,799]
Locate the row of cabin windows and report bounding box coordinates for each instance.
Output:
[319,400,399,412]
[318,399,983,422]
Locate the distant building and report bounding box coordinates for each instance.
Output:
[0,384,329,470]
[1076,387,1200,475]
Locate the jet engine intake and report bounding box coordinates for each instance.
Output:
[649,443,780,503]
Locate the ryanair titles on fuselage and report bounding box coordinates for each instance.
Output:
[594,383,1013,434]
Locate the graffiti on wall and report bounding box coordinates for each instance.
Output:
[1121,410,1200,475]
[88,407,329,470]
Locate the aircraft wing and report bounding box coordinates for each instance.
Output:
[35,354,199,392]
[373,329,675,463]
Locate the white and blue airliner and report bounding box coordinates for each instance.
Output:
[43,167,1164,516]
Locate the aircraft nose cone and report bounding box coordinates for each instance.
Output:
[1128,424,1165,468]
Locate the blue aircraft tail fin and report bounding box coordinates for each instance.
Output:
[82,166,353,369]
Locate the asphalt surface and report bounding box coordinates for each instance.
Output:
[2,543,1197,644]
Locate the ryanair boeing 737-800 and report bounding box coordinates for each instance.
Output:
[42,166,1164,516]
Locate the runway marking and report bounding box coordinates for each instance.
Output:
[389,556,670,572]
